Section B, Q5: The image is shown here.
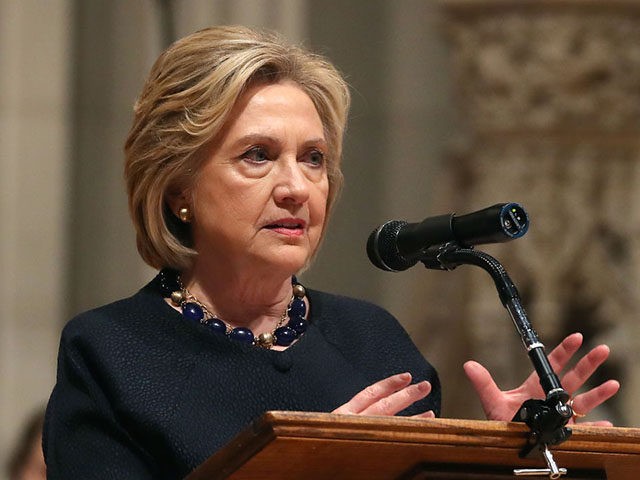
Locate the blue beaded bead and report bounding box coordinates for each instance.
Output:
[229,327,255,344]
[205,318,227,334]
[182,302,204,322]
[274,326,297,346]
[289,297,306,317]
[288,317,308,334]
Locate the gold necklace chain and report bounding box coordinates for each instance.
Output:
[181,285,289,334]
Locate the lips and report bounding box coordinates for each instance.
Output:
[263,218,307,235]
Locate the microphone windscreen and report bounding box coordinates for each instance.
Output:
[366,220,414,272]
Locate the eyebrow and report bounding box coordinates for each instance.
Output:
[231,133,328,150]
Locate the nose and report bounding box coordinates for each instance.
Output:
[273,158,310,206]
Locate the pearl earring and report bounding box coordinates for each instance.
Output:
[178,207,191,223]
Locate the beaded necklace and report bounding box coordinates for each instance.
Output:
[158,269,308,349]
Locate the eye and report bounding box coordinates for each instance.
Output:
[304,149,325,168]
[241,146,270,164]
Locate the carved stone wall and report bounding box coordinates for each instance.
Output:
[433,0,640,424]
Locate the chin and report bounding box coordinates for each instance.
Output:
[250,237,320,274]
[259,247,310,274]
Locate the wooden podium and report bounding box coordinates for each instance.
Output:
[186,411,640,479]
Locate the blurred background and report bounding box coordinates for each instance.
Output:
[2,0,640,476]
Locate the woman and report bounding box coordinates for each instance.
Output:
[44,26,619,479]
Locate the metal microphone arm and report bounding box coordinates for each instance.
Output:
[420,243,573,470]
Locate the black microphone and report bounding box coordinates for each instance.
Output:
[367,203,529,272]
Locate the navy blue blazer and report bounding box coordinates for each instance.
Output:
[44,274,440,479]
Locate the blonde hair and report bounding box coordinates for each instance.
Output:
[125,25,350,270]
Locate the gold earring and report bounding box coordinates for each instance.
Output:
[178,207,191,223]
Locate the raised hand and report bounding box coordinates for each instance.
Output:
[463,333,620,425]
[332,372,434,418]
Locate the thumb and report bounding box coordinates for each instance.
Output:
[463,360,501,416]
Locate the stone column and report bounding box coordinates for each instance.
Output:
[432,0,640,424]
[0,0,72,468]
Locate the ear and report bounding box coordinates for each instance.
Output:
[165,189,190,218]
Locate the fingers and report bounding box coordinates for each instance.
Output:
[569,379,620,421]
[513,334,585,395]
[463,361,503,419]
[551,339,618,425]
[546,333,583,374]
[412,410,435,419]
[560,344,611,395]
[463,361,500,402]
[335,372,411,414]
[576,420,614,427]
[357,380,431,416]
[332,373,431,416]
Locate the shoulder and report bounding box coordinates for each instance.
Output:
[53,278,206,415]
[61,286,159,345]
[306,288,413,349]
[308,289,395,323]
[57,275,197,372]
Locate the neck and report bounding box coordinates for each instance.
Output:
[182,262,294,331]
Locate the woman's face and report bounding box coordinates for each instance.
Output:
[186,81,329,276]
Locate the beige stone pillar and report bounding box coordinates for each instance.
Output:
[432,0,640,424]
[0,0,72,469]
